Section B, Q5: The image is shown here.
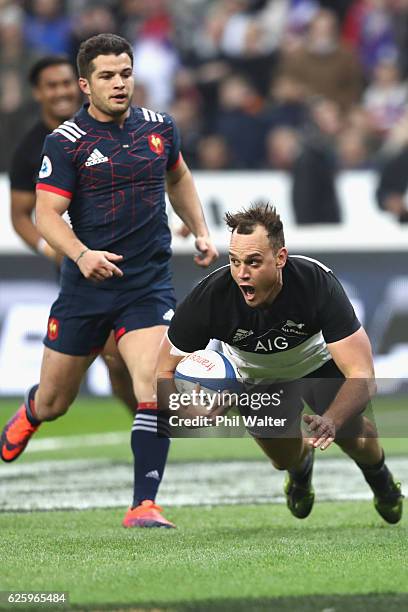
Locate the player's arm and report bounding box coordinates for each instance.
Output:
[156,335,211,419]
[166,157,218,267]
[11,189,62,263]
[36,189,123,282]
[304,327,376,450]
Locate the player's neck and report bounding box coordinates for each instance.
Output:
[87,103,130,128]
[42,110,68,131]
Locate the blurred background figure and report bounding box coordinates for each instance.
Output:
[277,8,363,112]
[215,73,265,168]
[362,58,408,138]
[196,134,231,170]
[376,109,408,223]
[1,0,408,222]
[23,0,73,55]
[342,0,398,77]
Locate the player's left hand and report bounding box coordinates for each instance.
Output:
[194,236,218,267]
[303,414,335,451]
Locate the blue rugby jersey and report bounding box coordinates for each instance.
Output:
[36,104,181,290]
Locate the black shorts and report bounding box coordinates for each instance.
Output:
[237,360,364,438]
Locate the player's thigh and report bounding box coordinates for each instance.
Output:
[36,347,94,415]
[117,325,168,390]
[254,437,304,470]
[113,287,176,396]
[101,330,129,375]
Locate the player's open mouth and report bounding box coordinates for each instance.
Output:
[111,94,127,101]
[240,285,256,301]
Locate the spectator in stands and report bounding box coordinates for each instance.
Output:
[23,0,73,55]
[292,97,342,224]
[70,3,117,61]
[363,58,408,137]
[337,128,371,169]
[263,99,343,223]
[263,74,308,131]
[0,5,35,171]
[215,73,265,168]
[170,96,203,168]
[342,0,398,77]
[264,126,300,170]
[277,8,363,111]
[196,134,231,170]
[376,145,408,223]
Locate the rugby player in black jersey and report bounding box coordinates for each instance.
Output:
[160,202,403,523]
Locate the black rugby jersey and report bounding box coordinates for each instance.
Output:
[10,120,49,191]
[168,256,361,380]
[36,104,181,290]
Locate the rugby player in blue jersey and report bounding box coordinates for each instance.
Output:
[0,33,218,528]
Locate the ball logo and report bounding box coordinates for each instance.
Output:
[47,317,59,341]
[148,134,164,155]
[39,155,52,178]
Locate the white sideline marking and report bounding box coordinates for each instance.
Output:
[26,432,129,452]
[0,457,407,512]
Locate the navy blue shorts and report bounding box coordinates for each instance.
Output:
[43,284,176,356]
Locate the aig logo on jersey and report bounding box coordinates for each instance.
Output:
[148,134,164,155]
[39,156,52,178]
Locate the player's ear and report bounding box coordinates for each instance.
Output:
[78,77,90,96]
[275,247,288,269]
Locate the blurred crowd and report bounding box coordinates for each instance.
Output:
[2,0,408,222]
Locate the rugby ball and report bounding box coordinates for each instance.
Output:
[174,349,239,394]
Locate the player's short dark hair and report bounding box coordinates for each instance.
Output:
[77,33,134,79]
[29,55,75,87]
[225,201,285,250]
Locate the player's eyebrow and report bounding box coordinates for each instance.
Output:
[229,251,263,260]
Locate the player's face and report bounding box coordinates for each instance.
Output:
[80,53,134,120]
[34,64,79,121]
[229,225,288,308]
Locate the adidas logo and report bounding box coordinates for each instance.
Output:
[232,328,254,343]
[163,309,174,321]
[85,148,109,167]
[145,470,160,481]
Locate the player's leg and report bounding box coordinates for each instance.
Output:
[117,324,174,528]
[101,331,136,415]
[335,418,403,524]
[0,347,93,462]
[242,383,315,519]
[305,364,403,523]
[254,436,315,519]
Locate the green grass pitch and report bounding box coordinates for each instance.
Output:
[0,397,406,611]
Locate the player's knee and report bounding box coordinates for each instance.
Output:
[271,458,297,471]
[36,391,73,421]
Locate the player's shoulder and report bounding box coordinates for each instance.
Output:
[193,265,232,297]
[288,255,332,276]
[21,120,50,146]
[287,255,342,297]
[12,120,48,157]
[135,105,174,127]
[48,118,87,145]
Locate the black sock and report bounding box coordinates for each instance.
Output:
[131,403,170,507]
[24,384,41,426]
[289,447,314,486]
[356,452,393,493]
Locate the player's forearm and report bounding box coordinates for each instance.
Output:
[323,377,376,430]
[11,209,42,251]
[36,210,86,262]
[167,170,209,238]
